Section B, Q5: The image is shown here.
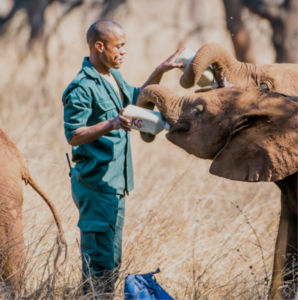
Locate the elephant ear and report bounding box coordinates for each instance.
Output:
[209,95,298,182]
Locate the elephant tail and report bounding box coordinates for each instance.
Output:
[22,171,67,247]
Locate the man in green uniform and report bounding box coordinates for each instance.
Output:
[62,19,185,293]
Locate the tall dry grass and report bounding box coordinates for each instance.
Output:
[0,0,282,298]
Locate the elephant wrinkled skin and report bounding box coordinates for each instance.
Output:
[0,128,66,291]
[137,84,298,299]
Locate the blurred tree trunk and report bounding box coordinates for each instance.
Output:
[101,0,126,18]
[223,0,297,63]
[27,0,54,40]
[243,0,286,63]
[0,0,127,41]
[283,0,297,63]
[0,0,83,42]
[223,0,254,62]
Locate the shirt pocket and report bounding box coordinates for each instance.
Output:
[95,98,118,122]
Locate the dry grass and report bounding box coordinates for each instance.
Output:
[0,0,282,299]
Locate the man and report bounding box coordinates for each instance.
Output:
[62,19,185,293]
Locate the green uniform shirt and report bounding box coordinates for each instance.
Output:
[62,57,139,195]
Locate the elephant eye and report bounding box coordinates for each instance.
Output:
[192,104,204,116]
[260,83,269,91]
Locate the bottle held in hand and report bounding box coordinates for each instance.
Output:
[122,105,170,135]
[175,47,218,89]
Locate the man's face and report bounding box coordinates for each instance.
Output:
[101,27,126,70]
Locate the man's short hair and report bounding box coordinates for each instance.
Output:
[86,19,122,46]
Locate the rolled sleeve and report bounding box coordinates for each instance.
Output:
[63,86,92,143]
[123,81,140,105]
[131,87,140,105]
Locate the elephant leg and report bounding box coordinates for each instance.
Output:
[269,192,298,299]
[0,211,25,292]
[269,213,284,299]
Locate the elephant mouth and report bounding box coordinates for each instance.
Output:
[168,122,191,134]
[194,76,233,93]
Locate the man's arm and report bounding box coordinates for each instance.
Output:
[69,109,131,146]
[118,47,187,105]
[63,86,131,147]
[140,46,186,90]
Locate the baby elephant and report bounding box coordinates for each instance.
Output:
[137,85,298,299]
[0,128,66,290]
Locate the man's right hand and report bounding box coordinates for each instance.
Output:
[110,108,131,131]
[69,109,131,146]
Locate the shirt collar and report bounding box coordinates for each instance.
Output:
[82,57,101,80]
[82,57,124,90]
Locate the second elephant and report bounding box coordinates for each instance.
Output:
[0,128,66,291]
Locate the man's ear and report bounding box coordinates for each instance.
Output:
[95,41,104,53]
[209,97,298,182]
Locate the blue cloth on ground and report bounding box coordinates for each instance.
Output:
[124,268,173,300]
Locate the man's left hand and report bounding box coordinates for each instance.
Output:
[140,46,187,89]
[156,46,187,73]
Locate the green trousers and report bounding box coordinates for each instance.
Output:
[71,178,125,293]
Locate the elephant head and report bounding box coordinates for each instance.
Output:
[137,84,298,182]
[180,43,298,96]
[137,84,298,299]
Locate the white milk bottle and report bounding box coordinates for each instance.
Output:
[176,47,218,89]
[122,105,170,135]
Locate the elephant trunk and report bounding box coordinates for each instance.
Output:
[137,84,180,120]
[180,42,245,88]
[136,85,180,142]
